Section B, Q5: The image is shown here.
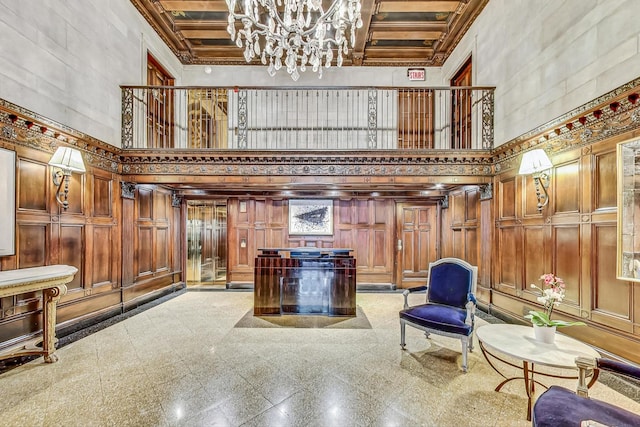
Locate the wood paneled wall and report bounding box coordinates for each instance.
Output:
[226,198,395,286]
[0,143,183,350]
[491,137,640,362]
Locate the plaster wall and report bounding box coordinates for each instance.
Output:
[0,0,182,147]
[181,65,445,88]
[447,0,640,146]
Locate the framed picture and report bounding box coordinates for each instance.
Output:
[288,199,333,235]
[0,147,16,256]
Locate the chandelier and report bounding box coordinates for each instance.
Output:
[226,0,363,81]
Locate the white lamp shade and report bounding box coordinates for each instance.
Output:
[518,149,552,175]
[48,147,86,173]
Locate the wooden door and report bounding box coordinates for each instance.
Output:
[398,90,435,149]
[451,57,472,149]
[395,203,439,288]
[147,54,175,148]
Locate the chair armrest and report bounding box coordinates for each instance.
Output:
[402,286,428,309]
[597,358,640,382]
[575,356,601,398]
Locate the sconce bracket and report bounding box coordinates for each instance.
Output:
[52,168,71,210]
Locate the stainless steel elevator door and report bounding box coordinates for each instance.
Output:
[186,201,227,286]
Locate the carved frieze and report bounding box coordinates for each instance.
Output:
[171,193,182,207]
[121,182,136,199]
[119,154,493,177]
[479,183,493,200]
[0,99,120,173]
[494,77,640,172]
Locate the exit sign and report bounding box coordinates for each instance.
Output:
[408,68,425,81]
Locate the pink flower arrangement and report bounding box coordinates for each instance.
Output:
[524,273,585,328]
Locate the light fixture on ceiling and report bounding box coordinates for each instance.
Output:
[518,148,553,212]
[225,0,363,81]
[48,147,86,210]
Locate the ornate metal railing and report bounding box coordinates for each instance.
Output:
[121,86,494,150]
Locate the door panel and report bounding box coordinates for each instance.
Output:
[396,203,439,288]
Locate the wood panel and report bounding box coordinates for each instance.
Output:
[553,225,581,305]
[226,197,395,286]
[17,224,47,268]
[17,159,47,211]
[500,177,516,219]
[522,226,544,293]
[93,175,112,217]
[554,161,580,214]
[491,135,640,363]
[92,226,112,286]
[60,225,83,290]
[594,149,617,210]
[594,223,629,318]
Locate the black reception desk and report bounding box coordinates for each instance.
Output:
[253,248,356,316]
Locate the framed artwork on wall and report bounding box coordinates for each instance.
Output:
[288,199,333,236]
[0,147,16,256]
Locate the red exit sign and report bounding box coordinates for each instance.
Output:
[407,68,425,81]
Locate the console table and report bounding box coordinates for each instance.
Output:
[254,248,356,316]
[0,265,77,363]
[476,324,600,420]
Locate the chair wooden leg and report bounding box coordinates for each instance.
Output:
[468,331,475,353]
[461,337,468,373]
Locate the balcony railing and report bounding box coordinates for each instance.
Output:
[121,86,494,151]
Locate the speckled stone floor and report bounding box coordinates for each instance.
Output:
[1,291,639,426]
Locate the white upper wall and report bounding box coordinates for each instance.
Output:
[445,0,640,146]
[0,0,182,147]
[181,65,444,87]
[2,0,639,148]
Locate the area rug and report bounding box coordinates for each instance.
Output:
[234,305,372,329]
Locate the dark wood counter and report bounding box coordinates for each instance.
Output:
[254,248,356,316]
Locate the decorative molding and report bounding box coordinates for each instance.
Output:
[121,182,136,199]
[494,77,640,172]
[0,100,120,174]
[171,193,182,207]
[118,154,494,177]
[440,195,449,209]
[479,183,493,200]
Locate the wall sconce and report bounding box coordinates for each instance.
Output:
[48,147,86,210]
[518,148,553,212]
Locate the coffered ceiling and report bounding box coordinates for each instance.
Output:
[130,0,488,67]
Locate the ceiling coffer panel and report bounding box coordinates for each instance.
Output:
[130,0,488,66]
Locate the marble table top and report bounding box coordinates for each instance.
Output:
[0,265,78,291]
[476,323,599,369]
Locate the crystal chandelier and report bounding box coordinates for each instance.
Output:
[226,0,363,81]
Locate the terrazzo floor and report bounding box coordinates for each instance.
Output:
[1,291,639,426]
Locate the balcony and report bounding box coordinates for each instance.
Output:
[121,86,495,151]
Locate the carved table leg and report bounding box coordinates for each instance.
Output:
[42,285,66,363]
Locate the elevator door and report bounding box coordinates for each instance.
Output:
[187,201,227,286]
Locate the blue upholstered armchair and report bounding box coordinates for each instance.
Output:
[532,356,640,427]
[399,257,478,372]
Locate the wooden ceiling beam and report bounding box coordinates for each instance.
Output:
[365,47,433,57]
[369,21,448,32]
[180,29,230,39]
[159,0,229,12]
[377,1,460,13]
[370,30,441,40]
[352,0,376,66]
